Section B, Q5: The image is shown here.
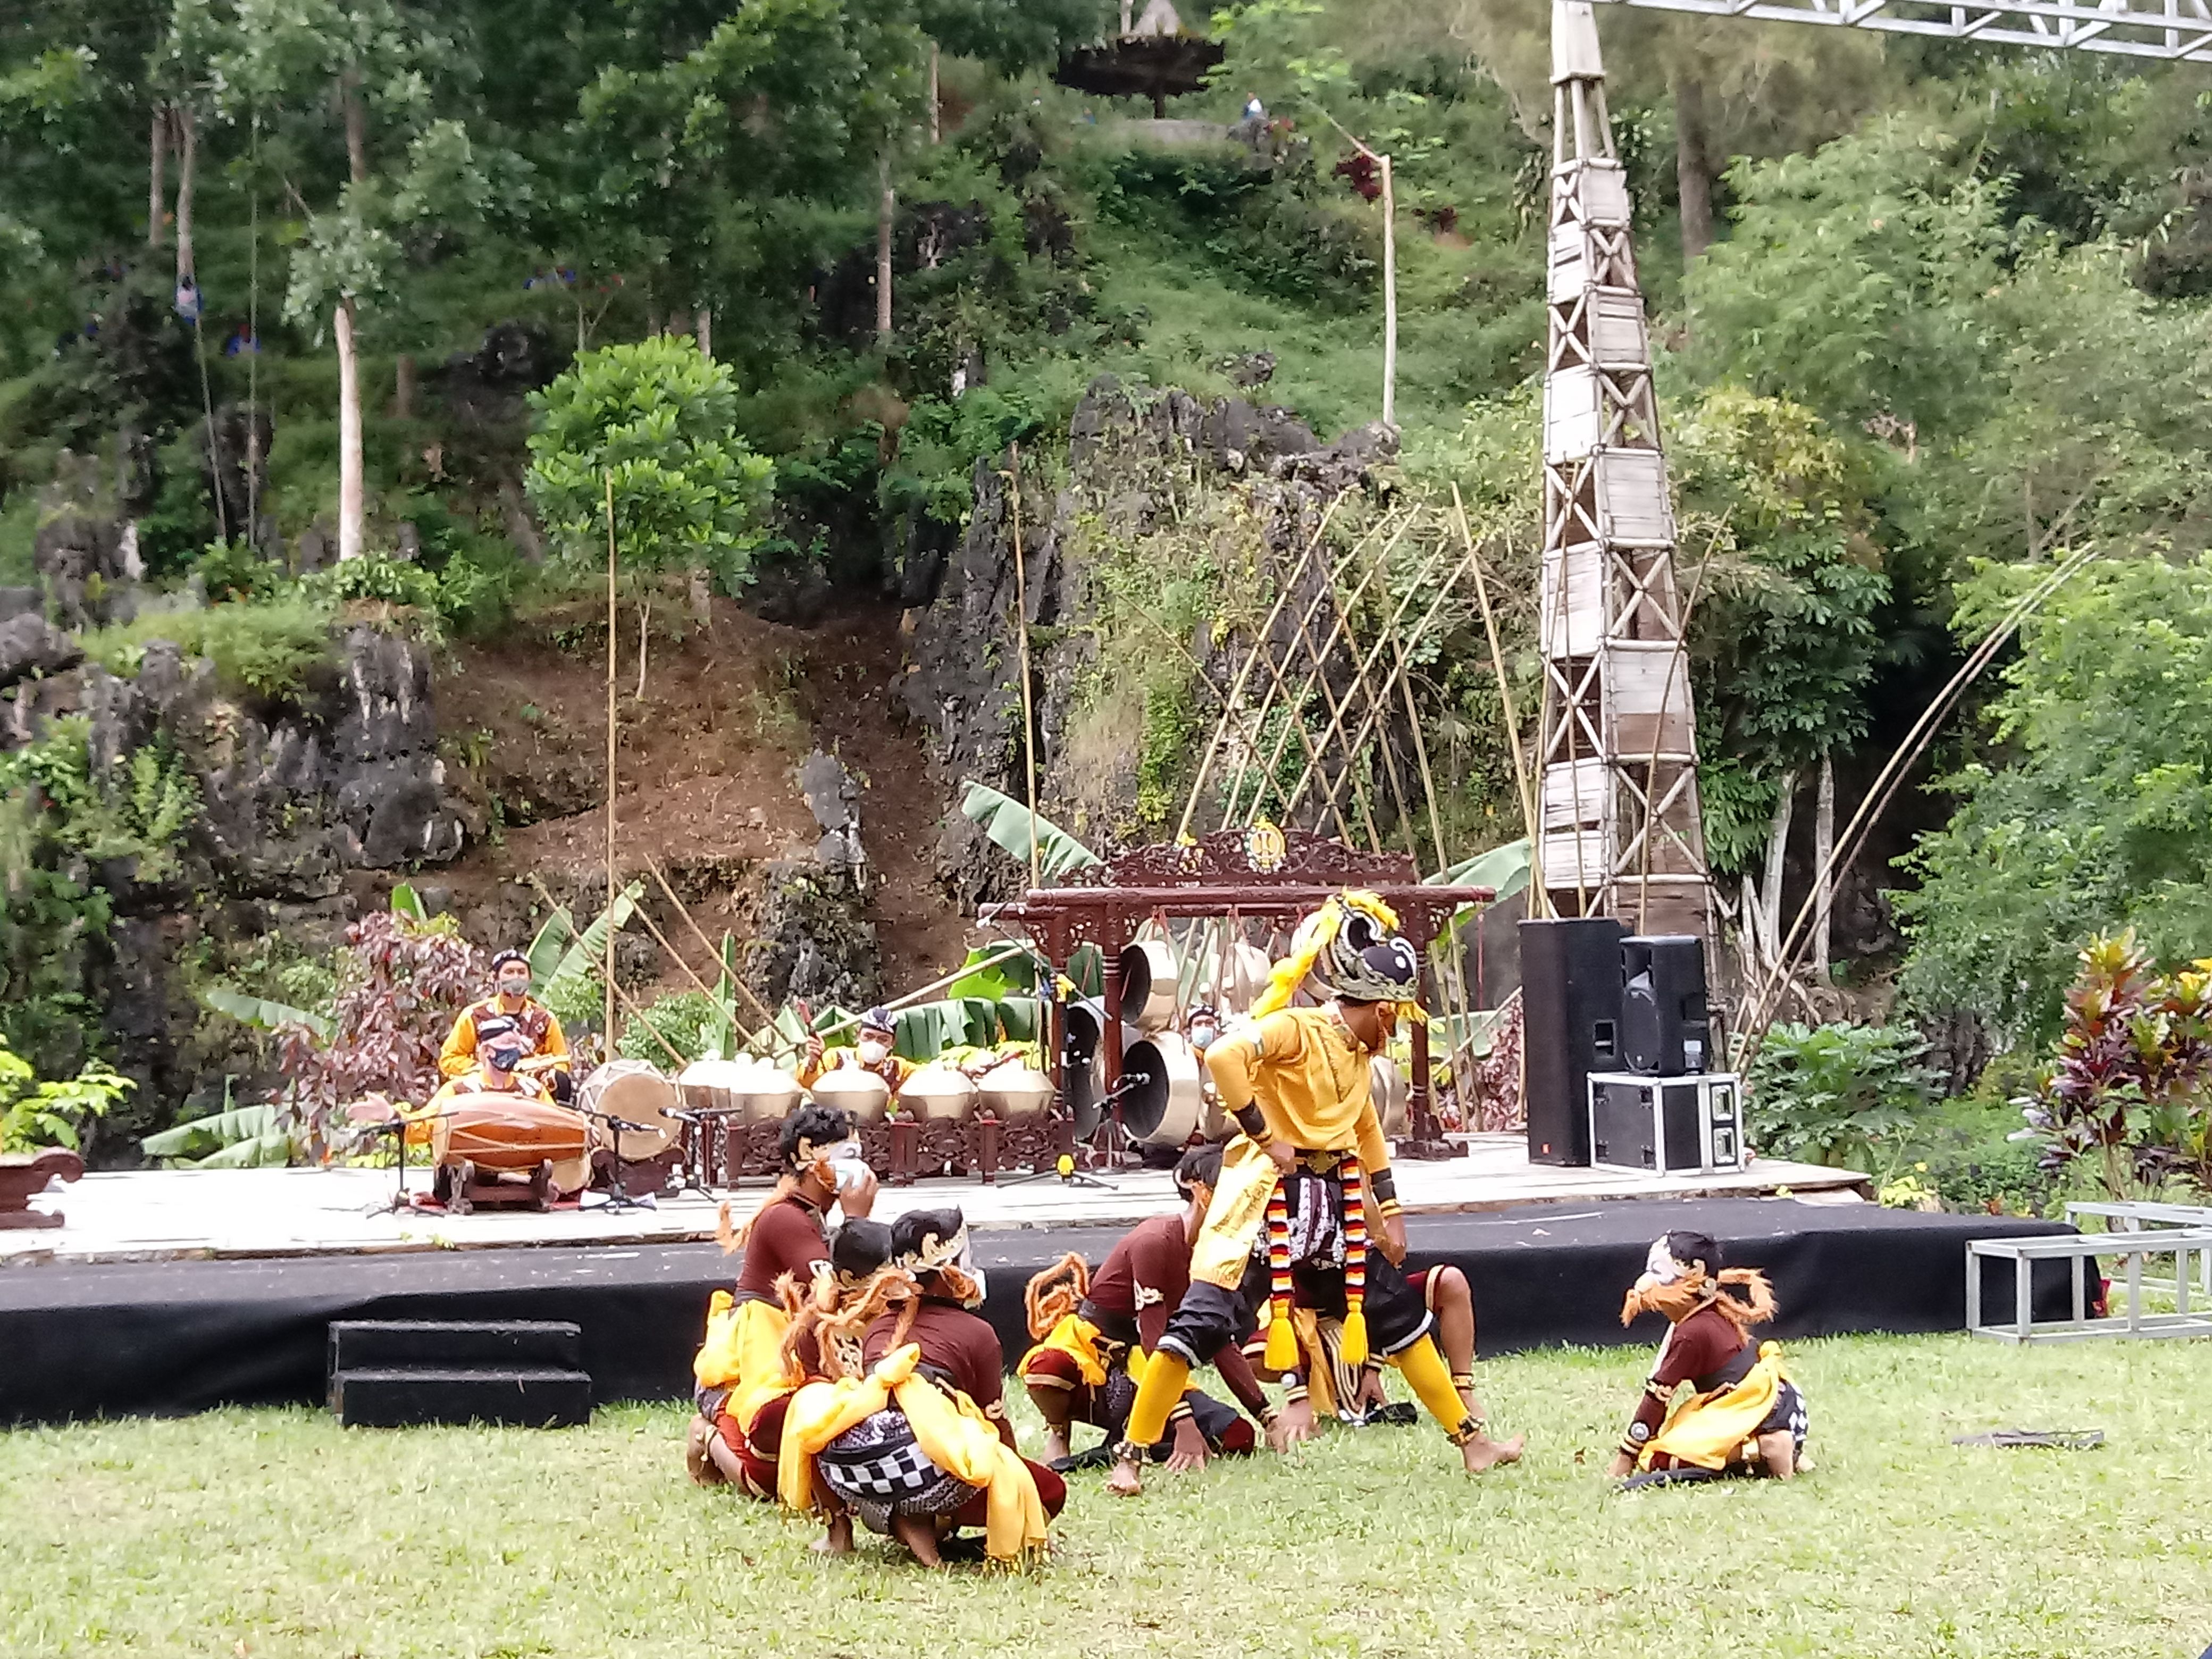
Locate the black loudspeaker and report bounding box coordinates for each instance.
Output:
[1519,916,1627,1166]
[1619,935,1710,1076]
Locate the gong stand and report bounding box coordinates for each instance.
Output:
[983,825,1497,1162]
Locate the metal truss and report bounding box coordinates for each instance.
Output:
[1591,0,2212,65]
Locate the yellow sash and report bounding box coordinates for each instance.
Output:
[1640,1341,1789,1472]
[1016,1313,1110,1388]
[778,1344,1049,1562]
[692,1293,803,1435]
[1188,1134,1280,1290]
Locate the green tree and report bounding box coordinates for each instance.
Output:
[525,336,775,684]
[1897,554,2212,1046]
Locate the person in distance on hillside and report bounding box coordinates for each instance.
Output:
[1018,1139,1272,1469]
[686,1103,877,1496]
[1608,1230,1807,1488]
[440,948,572,1101]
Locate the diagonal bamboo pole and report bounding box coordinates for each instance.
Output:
[1217,506,1415,829]
[1174,487,1355,843]
[1224,510,1429,829]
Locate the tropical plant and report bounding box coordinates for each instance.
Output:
[140,1088,294,1169]
[524,878,645,1033]
[959,781,1101,881]
[0,1038,133,1153]
[2021,931,2212,1200]
[1746,1020,1939,1171]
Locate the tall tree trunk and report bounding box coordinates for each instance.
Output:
[341,70,368,186]
[876,155,894,344]
[694,307,712,358]
[148,107,168,249]
[335,295,364,562]
[1759,770,1797,968]
[172,105,197,288]
[1813,751,1836,985]
[1671,67,1714,266]
[928,42,940,144]
[394,353,416,418]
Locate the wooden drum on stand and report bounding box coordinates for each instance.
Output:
[577,1059,681,1163]
[432,1092,593,1197]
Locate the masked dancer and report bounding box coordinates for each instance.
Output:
[1609,1231,1807,1487]
[1111,891,1522,1494]
[1019,1141,1271,1469]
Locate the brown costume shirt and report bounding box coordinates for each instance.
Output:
[733,1192,830,1306]
[864,1294,1013,1446]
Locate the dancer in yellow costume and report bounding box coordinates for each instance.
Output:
[1108,891,1523,1495]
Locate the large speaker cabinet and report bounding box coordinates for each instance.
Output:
[1588,1071,1746,1176]
[1519,916,1627,1166]
[1619,934,1711,1076]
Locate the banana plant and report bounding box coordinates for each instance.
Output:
[959,781,1101,882]
[140,1086,295,1168]
[526,879,647,1006]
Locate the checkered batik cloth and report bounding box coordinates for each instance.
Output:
[816,1409,974,1533]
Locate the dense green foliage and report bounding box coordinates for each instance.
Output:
[1746,1019,1938,1171]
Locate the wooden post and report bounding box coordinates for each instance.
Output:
[1379,153,1396,430]
[928,42,941,144]
[1009,443,1041,895]
[876,154,894,344]
[604,472,619,1056]
[1813,751,1835,984]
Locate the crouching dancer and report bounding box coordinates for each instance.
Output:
[1019,1141,1272,1469]
[1111,891,1522,1495]
[781,1208,1066,1565]
[1609,1231,1808,1487]
[687,1104,876,1494]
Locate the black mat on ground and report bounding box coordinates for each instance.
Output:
[0,1197,2070,1425]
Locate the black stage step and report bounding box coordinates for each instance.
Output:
[328,1318,582,1373]
[330,1364,592,1429]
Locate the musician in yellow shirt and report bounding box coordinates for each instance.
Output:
[440,950,571,1100]
[1109,891,1522,1494]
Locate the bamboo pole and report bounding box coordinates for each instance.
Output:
[524,873,696,1074]
[604,472,618,1059]
[1284,588,1384,851]
[1380,153,1396,431]
[808,943,1033,1041]
[1174,487,1354,843]
[1220,507,1421,829]
[1009,443,1041,895]
[642,855,783,1033]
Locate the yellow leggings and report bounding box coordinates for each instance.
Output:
[1126,1333,1470,1447]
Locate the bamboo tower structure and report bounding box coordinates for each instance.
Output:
[1534,0,1714,946]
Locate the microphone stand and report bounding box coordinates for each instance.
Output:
[1001,1072,1152,1190]
[580,1109,658,1212]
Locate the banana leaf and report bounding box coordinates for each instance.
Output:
[945,944,1037,1000]
[199,983,333,1042]
[708,934,740,1062]
[1426,837,1530,899]
[389,882,427,922]
[958,781,1101,882]
[542,880,646,1003]
[1429,1008,1513,1060]
[141,1102,295,1167]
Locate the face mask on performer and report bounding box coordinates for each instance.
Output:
[818,1137,872,1195]
[497,971,529,1000]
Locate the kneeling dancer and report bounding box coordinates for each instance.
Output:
[1019,1141,1271,1468]
[1609,1231,1808,1486]
[1112,891,1522,1494]
[782,1207,1066,1564]
[687,1103,876,1494]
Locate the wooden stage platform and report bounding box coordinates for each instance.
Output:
[0,1136,1871,1268]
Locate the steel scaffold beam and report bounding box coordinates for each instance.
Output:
[1591,0,2212,63]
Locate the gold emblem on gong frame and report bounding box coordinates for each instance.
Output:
[1244,819,1287,874]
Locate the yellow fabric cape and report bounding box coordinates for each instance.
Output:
[1639,1340,1790,1472]
[692,1293,803,1435]
[778,1343,1049,1562]
[1017,1312,1110,1388]
[1188,1134,1283,1290]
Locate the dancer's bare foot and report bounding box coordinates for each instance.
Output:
[1757,1430,1798,1480]
[1460,1431,1525,1474]
[685,1416,725,1487]
[811,1515,856,1556]
[1105,1455,1144,1496]
[1043,1428,1071,1463]
[890,1513,945,1567]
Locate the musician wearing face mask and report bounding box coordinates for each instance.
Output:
[440,948,572,1102]
[799,1007,917,1098]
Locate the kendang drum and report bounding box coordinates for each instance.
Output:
[810,1065,892,1125]
[430,1091,592,1211]
[577,1058,681,1161]
[900,1062,977,1124]
[976,1060,1055,1124]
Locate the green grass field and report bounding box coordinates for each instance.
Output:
[4,1333,2209,1659]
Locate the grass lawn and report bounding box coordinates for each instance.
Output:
[4,1333,2209,1659]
